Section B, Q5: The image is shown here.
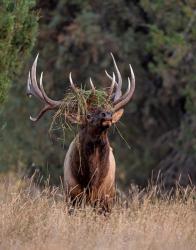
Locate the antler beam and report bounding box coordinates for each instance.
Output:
[27,54,62,121]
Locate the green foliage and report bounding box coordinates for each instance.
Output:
[0,0,38,104]
[141,1,196,158]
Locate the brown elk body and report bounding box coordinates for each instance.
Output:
[64,127,115,202]
[27,54,135,206]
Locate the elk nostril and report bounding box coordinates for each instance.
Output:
[101,112,106,118]
[87,114,91,119]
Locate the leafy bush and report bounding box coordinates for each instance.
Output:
[0,0,38,104]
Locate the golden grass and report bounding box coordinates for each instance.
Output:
[0,174,196,250]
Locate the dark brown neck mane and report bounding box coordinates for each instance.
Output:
[71,127,110,189]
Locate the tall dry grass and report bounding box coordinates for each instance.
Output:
[0,174,195,250]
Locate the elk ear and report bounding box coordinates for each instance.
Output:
[112,109,124,123]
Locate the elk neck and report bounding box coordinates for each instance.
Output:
[71,126,110,189]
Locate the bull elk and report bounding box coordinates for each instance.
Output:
[27,54,135,208]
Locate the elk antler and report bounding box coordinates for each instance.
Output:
[89,78,96,94]
[69,72,78,93]
[105,53,135,111]
[27,54,62,122]
[27,54,135,121]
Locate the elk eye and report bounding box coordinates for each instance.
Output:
[87,114,91,120]
[101,112,106,118]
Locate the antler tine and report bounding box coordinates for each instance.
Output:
[27,70,42,100]
[69,72,78,93]
[114,64,135,111]
[105,70,118,100]
[114,76,130,104]
[28,54,44,101]
[105,70,117,84]
[107,72,116,99]
[27,71,32,97]
[89,77,96,94]
[30,106,52,122]
[27,54,62,122]
[110,53,122,101]
[39,72,61,105]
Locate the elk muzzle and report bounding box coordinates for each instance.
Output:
[101,111,113,127]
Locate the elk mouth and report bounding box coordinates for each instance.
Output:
[102,119,112,127]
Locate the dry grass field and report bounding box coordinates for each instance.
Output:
[0,174,196,250]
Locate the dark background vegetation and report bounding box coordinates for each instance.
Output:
[0,0,195,189]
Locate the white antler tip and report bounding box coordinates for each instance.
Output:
[129,64,135,80]
[39,72,44,90]
[69,72,74,82]
[30,116,35,121]
[127,77,131,90]
[40,71,43,81]
[69,72,73,82]
[34,53,39,65]
[69,72,77,91]
[89,77,95,91]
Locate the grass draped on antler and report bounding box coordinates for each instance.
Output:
[49,87,113,143]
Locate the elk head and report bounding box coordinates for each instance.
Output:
[27,53,135,134]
